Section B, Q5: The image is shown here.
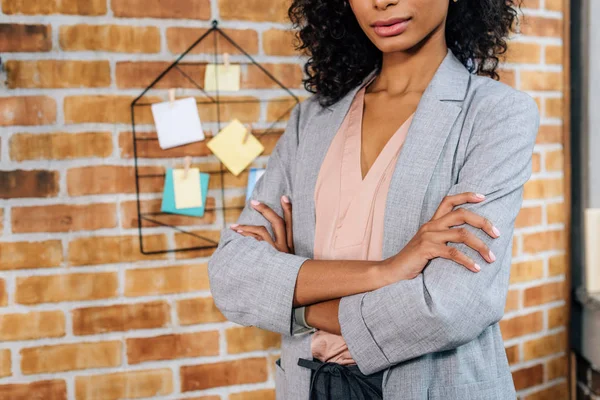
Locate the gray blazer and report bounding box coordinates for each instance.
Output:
[208,49,540,400]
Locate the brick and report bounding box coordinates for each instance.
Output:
[68,234,167,266]
[226,327,281,354]
[515,206,543,228]
[546,354,568,380]
[549,254,567,276]
[523,230,566,253]
[524,178,564,199]
[0,279,7,306]
[522,0,540,8]
[119,131,210,158]
[67,165,164,196]
[243,64,303,89]
[0,96,56,126]
[521,71,563,91]
[0,240,62,270]
[510,260,544,284]
[127,331,219,364]
[125,264,209,296]
[75,369,173,400]
[498,69,516,87]
[546,45,563,65]
[21,341,121,374]
[181,357,268,391]
[0,380,66,400]
[0,23,51,52]
[73,301,170,335]
[120,198,216,229]
[64,95,158,124]
[520,16,563,38]
[0,310,65,341]
[116,61,205,89]
[10,132,113,161]
[544,0,563,12]
[112,0,209,19]
[531,152,541,173]
[499,311,543,340]
[12,203,117,233]
[523,381,569,400]
[505,344,519,365]
[197,96,262,123]
[177,297,227,325]
[512,363,544,391]
[16,272,118,304]
[0,169,59,199]
[524,281,565,307]
[267,98,300,122]
[0,349,10,377]
[219,0,288,22]
[2,0,106,15]
[60,24,160,53]
[263,29,297,56]
[174,230,220,259]
[504,42,542,64]
[523,331,567,361]
[547,202,566,225]
[545,149,564,172]
[231,389,275,400]
[167,27,258,54]
[6,60,110,88]
[504,289,520,312]
[537,125,563,144]
[545,97,563,119]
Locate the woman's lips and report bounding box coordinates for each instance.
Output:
[372,18,411,37]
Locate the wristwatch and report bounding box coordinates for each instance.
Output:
[292,306,315,335]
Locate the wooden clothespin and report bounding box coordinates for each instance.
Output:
[242,123,252,144]
[223,52,230,72]
[168,88,176,108]
[183,156,191,179]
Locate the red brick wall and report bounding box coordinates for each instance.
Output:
[0,0,569,399]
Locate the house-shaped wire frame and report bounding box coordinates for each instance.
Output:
[130,20,300,255]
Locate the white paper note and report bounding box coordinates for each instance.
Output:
[151,97,205,150]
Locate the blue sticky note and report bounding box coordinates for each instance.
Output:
[161,168,210,217]
[246,168,266,201]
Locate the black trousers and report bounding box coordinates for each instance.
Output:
[298,357,384,400]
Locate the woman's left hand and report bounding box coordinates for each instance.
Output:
[230,195,295,254]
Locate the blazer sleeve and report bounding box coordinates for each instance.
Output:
[207,102,310,336]
[338,90,540,375]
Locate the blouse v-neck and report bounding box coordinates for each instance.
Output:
[311,80,415,365]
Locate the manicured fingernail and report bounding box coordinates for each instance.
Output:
[489,250,496,262]
[237,229,243,233]
[492,226,501,237]
[475,193,485,199]
[230,224,239,228]
[281,195,290,203]
[474,263,481,271]
[250,200,260,206]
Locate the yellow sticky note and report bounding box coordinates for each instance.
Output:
[207,119,264,176]
[173,168,203,209]
[204,64,241,92]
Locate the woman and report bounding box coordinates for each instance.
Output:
[208,0,539,398]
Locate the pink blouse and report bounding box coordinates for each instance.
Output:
[311,80,414,365]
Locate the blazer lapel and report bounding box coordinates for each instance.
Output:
[381,49,470,259]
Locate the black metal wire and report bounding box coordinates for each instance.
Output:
[129,19,300,254]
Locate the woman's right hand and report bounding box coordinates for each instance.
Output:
[379,192,502,284]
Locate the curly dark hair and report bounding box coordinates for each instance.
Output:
[288,0,522,107]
